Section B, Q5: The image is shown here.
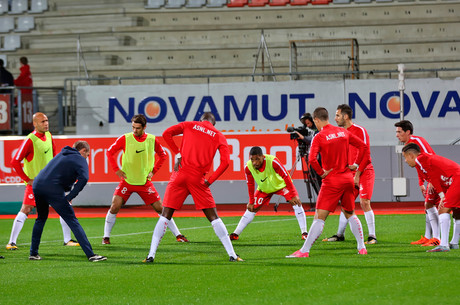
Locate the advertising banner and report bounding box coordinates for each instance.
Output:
[0,134,305,184]
[76,79,460,145]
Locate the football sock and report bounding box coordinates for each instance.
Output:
[211,218,237,258]
[103,211,117,238]
[60,217,72,243]
[233,210,256,235]
[337,211,348,236]
[293,205,307,233]
[364,210,376,238]
[424,213,432,239]
[165,216,181,237]
[426,207,440,239]
[439,213,451,247]
[9,211,27,244]
[450,219,460,245]
[148,216,169,259]
[348,215,366,250]
[300,219,324,253]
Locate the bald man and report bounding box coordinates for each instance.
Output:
[7,112,78,250]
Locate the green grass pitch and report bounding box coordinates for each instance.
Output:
[1,214,459,305]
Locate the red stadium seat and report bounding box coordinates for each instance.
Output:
[311,0,331,4]
[269,0,290,6]
[227,0,248,6]
[248,0,269,6]
[290,0,310,5]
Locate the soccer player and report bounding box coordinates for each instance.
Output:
[230,147,308,240]
[287,107,369,258]
[7,112,78,251]
[144,112,242,263]
[29,141,106,262]
[103,114,187,244]
[402,143,460,252]
[323,104,377,244]
[395,120,440,247]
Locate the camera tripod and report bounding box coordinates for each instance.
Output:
[274,150,322,212]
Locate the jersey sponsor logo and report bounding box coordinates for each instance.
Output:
[192,124,216,137]
[28,194,34,199]
[135,149,145,153]
[44,148,50,154]
[325,131,345,141]
[260,177,267,182]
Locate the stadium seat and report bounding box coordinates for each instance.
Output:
[145,0,166,8]
[206,0,227,7]
[227,0,248,7]
[333,0,351,3]
[375,0,392,2]
[0,16,14,33]
[30,0,48,13]
[290,0,310,5]
[248,0,269,6]
[0,0,8,15]
[10,0,28,14]
[311,0,332,4]
[15,16,34,32]
[186,0,206,7]
[2,34,20,50]
[269,0,290,5]
[165,0,186,8]
[353,0,372,3]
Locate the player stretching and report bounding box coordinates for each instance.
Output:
[323,104,377,244]
[230,147,308,241]
[144,112,242,263]
[103,114,188,244]
[287,107,369,258]
[395,120,440,247]
[7,112,78,250]
[402,143,460,252]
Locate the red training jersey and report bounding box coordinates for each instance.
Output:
[407,135,435,186]
[244,156,298,204]
[10,130,56,183]
[106,133,167,174]
[346,123,373,171]
[309,124,369,179]
[162,120,230,185]
[415,153,460,197]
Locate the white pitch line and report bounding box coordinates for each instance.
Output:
[15,216,313,246]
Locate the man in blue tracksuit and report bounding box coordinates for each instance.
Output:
[29,141,106,262]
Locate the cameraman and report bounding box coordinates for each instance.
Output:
[294,113,318,145]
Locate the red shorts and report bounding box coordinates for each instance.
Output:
[317,173,355,213]
[253,187,296,208]
[443,176,460,209]
[425,184,441,206]
[163,168,216,210]
[354,168,375,200]
[23,184,36,207]
[114,180,161,205]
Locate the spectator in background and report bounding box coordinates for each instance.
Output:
[0,58,14,93]
[14,57,33,106]
[14,57,32,93]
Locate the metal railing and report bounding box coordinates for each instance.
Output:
[0,86,65,135]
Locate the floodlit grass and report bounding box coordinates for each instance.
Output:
[1,214,459,305]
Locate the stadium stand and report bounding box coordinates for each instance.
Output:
[0,0,458,87]
[30,0,49,13]
[0,0,8,14]
[15,16,35,32]
[10,0,28,14]
[0,16,14,32]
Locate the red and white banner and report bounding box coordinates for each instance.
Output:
[0,134,305,184]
